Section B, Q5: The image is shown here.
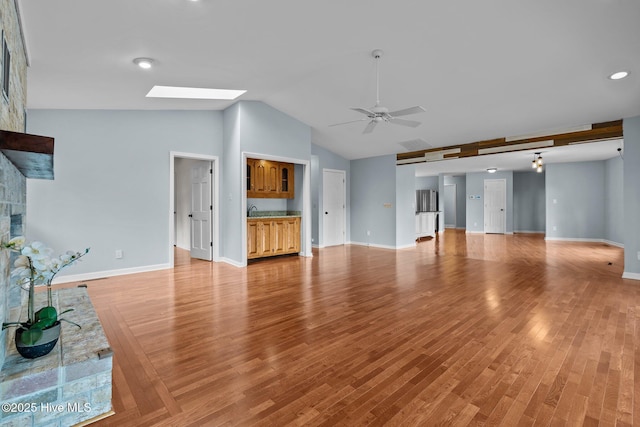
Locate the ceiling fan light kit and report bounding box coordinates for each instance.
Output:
[330,49,426,134]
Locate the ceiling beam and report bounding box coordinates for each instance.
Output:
[396,120,623,165]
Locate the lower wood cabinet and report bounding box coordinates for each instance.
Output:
[247,217,300,259]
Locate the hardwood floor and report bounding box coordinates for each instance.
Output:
[72,230,638,426]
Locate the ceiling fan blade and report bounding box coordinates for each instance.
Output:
[387,106,426,117]
[389,117,421,128]
[329,118,369,127]
[350,107,375,117]
[363,120,377,134]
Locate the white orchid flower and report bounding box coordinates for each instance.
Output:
[4,236,26,250]
[14,254,30,268]
[22,241,54,260]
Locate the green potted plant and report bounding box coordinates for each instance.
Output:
[1,236,89,358]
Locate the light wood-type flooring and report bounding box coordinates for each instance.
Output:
[75,230,638,426]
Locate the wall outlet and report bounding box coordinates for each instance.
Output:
[367,230,371,236]
[115,249,123,259]
[552,226,557,231]
[637,251,640,261]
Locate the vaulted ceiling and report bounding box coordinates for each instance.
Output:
[18,0,640,166]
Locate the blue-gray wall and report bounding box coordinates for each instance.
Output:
[444,175,466,228]
[623,116,640,278]
[465,170,513,233]
[311,143,351,247]
[225,101,312,264]
[222,102,243,263]
[396,164,416,248]
[27,110,223,277]
[513,171,545,233]
[415,175,439,190]
[605,156,623,245]
[545,161,605,240]
[350,155,397,247]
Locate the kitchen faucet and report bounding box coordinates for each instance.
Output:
[248,204,258,217]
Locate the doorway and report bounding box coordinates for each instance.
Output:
[484,179,506,234]
[170,152,219,267]
[444,184,456,228]
[322,169,346,247]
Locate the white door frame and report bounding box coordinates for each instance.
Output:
[322,168,347,247]
[483,178,506,234]
[169,151,220,268]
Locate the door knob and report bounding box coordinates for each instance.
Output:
[325,212,328,214]
[189,214,193,217]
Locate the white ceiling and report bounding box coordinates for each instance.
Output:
[17,0,640,165]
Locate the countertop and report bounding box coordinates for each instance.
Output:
[247,210,301,219]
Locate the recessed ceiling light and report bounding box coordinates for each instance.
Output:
[146,85,246,100]
[487,168,497,173]
[133,58,154,69]
[609,71,629,80]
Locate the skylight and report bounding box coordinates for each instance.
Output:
[146,85,246,100]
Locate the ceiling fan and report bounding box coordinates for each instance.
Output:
[330,49,426,134]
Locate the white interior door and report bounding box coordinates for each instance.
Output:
[484,179,506,234]
[322,169,346,247]
[444,184,456,228]
[190,161,213,260]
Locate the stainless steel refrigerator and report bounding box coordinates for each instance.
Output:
[416,189,438,213]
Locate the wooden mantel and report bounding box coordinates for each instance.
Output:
[0,129,54,179]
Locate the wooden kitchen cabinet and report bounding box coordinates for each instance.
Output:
[279,163,294,199]
[247,217,300,259]
[247,158,294,199]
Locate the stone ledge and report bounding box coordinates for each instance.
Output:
[0,287,113,426]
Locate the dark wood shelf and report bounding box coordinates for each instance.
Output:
[0,129,54,179]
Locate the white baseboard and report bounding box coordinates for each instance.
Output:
[397,242,417,249]
[545,237,618,244]
[52,263,171,284]
[622,272,640,280]
[465,230,484,234]
[603,240,624,248]
[349,241,397,250]
[514,230,545,234]
[219,257,245,268]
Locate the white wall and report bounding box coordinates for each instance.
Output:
[27,110,223,279]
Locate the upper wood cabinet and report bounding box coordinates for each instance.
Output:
[247,158,295,199]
